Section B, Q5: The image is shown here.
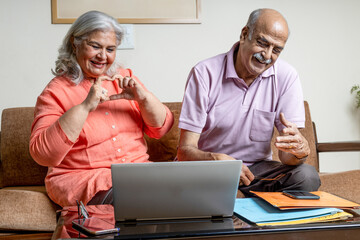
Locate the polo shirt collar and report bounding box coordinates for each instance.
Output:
[225,42,240,80]
[261,63,275,78]
[225,41,275,81]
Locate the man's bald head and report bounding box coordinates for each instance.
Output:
[246,9,289,41]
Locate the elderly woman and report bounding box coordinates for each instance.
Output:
[29,11,174,207]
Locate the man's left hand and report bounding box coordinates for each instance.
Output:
[275,113,310,161]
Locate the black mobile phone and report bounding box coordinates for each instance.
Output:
[283,190,320,200]
[72,217,120,236]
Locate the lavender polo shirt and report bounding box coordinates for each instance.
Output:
[179,42,305,165]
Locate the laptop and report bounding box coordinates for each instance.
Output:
[111,160,242,222]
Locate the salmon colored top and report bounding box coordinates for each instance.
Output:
[30,68,174,207]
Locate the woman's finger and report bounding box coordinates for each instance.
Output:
[95,75,111,86]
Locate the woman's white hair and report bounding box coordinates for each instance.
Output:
[52,11,124,85]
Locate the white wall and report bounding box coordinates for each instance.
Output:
[1,0,360,173]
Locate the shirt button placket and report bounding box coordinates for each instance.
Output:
[106,111,122,161]
[114,138,123,160]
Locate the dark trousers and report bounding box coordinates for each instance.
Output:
[88,188,113,205]
[239,160,321,196]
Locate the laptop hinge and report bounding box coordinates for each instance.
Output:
[123,219,138,225]
[211,215,224,222]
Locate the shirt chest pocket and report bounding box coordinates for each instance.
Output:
[250,109,276,142]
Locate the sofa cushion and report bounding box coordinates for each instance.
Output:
[0,107,47,187]
[0,187,57,231]
[145,102,181,161]
[319,170,360,204]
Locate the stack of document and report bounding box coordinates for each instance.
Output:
[250,191,360,210]
[234,194,356,226]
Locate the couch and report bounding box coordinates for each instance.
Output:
[1,101,360,235]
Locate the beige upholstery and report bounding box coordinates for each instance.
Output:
[0,108,57,232]
[0,108,47,187]
[0,188,57,231]
[1,101,360,235]
[319,171,360,203]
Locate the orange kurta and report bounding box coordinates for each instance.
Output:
[29,68,174,207]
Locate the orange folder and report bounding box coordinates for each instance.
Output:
[250,191,360,210]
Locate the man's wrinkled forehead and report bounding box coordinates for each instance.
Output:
[250,22,288,47]
[255,10,289,40]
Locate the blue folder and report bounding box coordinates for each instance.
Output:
[234,198,342,224]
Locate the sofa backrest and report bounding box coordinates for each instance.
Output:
[0,107,47,188]
[0,104,183,188]
[144,102,182,162]
[0,101,318,188]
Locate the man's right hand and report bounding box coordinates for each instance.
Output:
[240,164,254,186]
[177,129,254,187]
[210,152,254,186]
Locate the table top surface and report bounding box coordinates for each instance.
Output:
[53,205,360,240]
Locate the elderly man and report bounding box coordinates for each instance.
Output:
[177,8,320,195]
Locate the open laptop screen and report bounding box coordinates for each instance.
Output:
[111,160,242,222]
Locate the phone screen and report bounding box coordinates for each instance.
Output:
[283,190,320,200]
[72,217,120,236]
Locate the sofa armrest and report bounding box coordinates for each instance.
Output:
[0,131,3,188]
[317,141,360,152]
